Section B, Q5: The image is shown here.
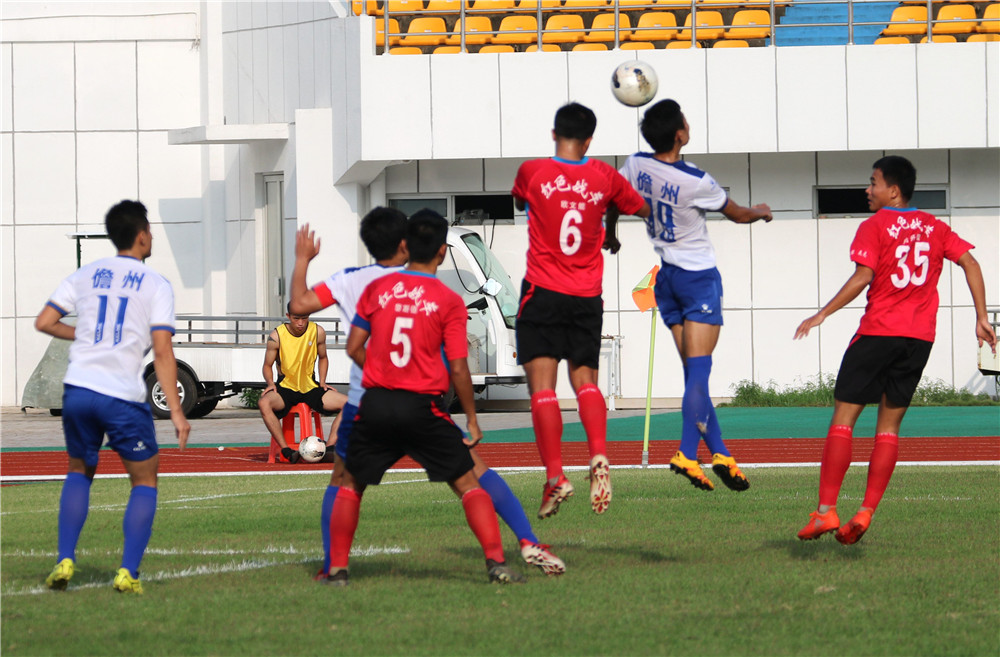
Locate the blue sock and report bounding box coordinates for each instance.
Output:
[478,469,537,544]
[321,485,339,573]
[703,404,729,456]
[121,485,157,578]
[680,355,714,459]
[57,472,92,562]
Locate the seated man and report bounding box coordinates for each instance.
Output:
[259,304,347,463]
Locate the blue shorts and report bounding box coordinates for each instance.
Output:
[61,385,158,467]
[335,401,360,461]
[654,264,724,328]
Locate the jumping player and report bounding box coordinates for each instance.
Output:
[619,99,771,493]
[291,208,564,578]
[319,209,524,585]
[36,200,190,594]
[795,155,996,544]
[512,102,650,519]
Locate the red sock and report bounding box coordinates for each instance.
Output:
[329,487,361,570]
[531,390,563,481]
[576,384,607,460]
[818,425,853,508]
[862,433,899,511]
[461,488,504,563]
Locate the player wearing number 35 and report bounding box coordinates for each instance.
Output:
[795,156,996,545]
[35,200,191,594]
[512,102,649,520]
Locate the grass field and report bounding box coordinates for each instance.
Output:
[2,467,998,656]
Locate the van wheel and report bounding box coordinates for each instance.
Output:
[186,397,219,419]
[145,369,197,419]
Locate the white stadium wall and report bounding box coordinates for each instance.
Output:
[2,2,998,407]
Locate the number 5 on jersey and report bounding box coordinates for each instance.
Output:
[390,316,414,367]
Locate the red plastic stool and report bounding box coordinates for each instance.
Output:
[268,402,324,463]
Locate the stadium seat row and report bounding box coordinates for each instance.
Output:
[355,0,786,14]
[882,3,999,36]
[377,9,773,45]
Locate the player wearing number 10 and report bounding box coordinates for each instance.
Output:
[795,155,996,545]
[35,200,190,594]
[512,102,649,519]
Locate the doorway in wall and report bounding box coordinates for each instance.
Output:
[262,173,285,318]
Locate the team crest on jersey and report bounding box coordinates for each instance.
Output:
[539,174,604,205]
[886,215,934,239]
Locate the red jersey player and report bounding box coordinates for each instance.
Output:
[512,102,650,519]
[794,155,996,545]
[322,209,524,586]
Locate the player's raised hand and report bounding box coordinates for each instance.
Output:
[794,313,824,340]
[295,224,321,262]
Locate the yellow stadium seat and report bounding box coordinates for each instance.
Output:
[631,11,679,40]
[967,32,1000,41]
[882,6,929,36]
[470,0,516,10]
[874,36,911,44]
[584,13,633,41]
[426,0,468,11]
[921,34,957,42]
[446,16,494,44]
[526,43,563,51]
[572,42,609,50]
[494,15,539,44]
[977,3,1000,33]
[400,16,448,45]
[517,0,563,9]
[563,0,611,10]
[932,4,977,34]
[376,18,402,46]
[433,45,463,53]
[678,10,725,40]
[714,38,749,47]
[385,0,426,13]
[700,0,745,8]
[390,46,425,54]
[543,14,587,42]
[353,1,382,15]
[726,9,771,39]
[478,44,516,52]
[616,0,659,7]
[666,39,702,47]
[619,41,655,49]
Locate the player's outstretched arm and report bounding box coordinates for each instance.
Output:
[449,357,483,446]
[794,264,874,340]
[289,224,324,316]
[603,203,622,254]
[261,329,280,395]
[346,325,369,369]
[152,330,191,449]
[957,251,998,353]
[721,200,773,225]
[34,305,75,341]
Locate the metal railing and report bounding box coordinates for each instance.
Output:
[174,315,345,345]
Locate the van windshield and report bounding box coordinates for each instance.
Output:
[461,233,518,330]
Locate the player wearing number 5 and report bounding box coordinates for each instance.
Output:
[512,102,649,519]
[619,99,771,493]
[795,156,996,545]
[35,200,190,594]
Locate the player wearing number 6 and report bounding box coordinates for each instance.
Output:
[35,200,190,594]
[512,102,649,519]
[795,155,996,545]
[619,99,771,494]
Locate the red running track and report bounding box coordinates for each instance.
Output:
[2,437,997,480]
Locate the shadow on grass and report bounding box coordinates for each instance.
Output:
[763,537,866,561]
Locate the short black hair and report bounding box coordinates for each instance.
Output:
[105,200,150,251]
[360,207,408,260]
[406,209,449,264]
[640,99,685,153]
[872,155,917,202]
[554,102,597,141]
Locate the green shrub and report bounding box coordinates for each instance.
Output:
[239,387,262,409]
[725,375,997,407]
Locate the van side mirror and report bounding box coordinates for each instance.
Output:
[480,278,503,297]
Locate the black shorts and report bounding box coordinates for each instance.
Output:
[345,388,474,486]
[274,385,328,419]
[834,335,933,407]
[516,280,603,369]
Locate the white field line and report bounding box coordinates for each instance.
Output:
[1,544,411,597]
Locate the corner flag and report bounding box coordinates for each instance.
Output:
[632,265,660,466]
[631,265,659,312]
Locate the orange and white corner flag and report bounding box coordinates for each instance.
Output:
[631,265,659,312]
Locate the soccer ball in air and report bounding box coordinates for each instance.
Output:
[611,61,659,107]
[298,435,327,463]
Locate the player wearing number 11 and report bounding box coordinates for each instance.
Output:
[795,155,996,545]
[512,102,649,519]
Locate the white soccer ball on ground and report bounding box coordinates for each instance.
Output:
[298,435,327,463]
[611,61,659,107]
